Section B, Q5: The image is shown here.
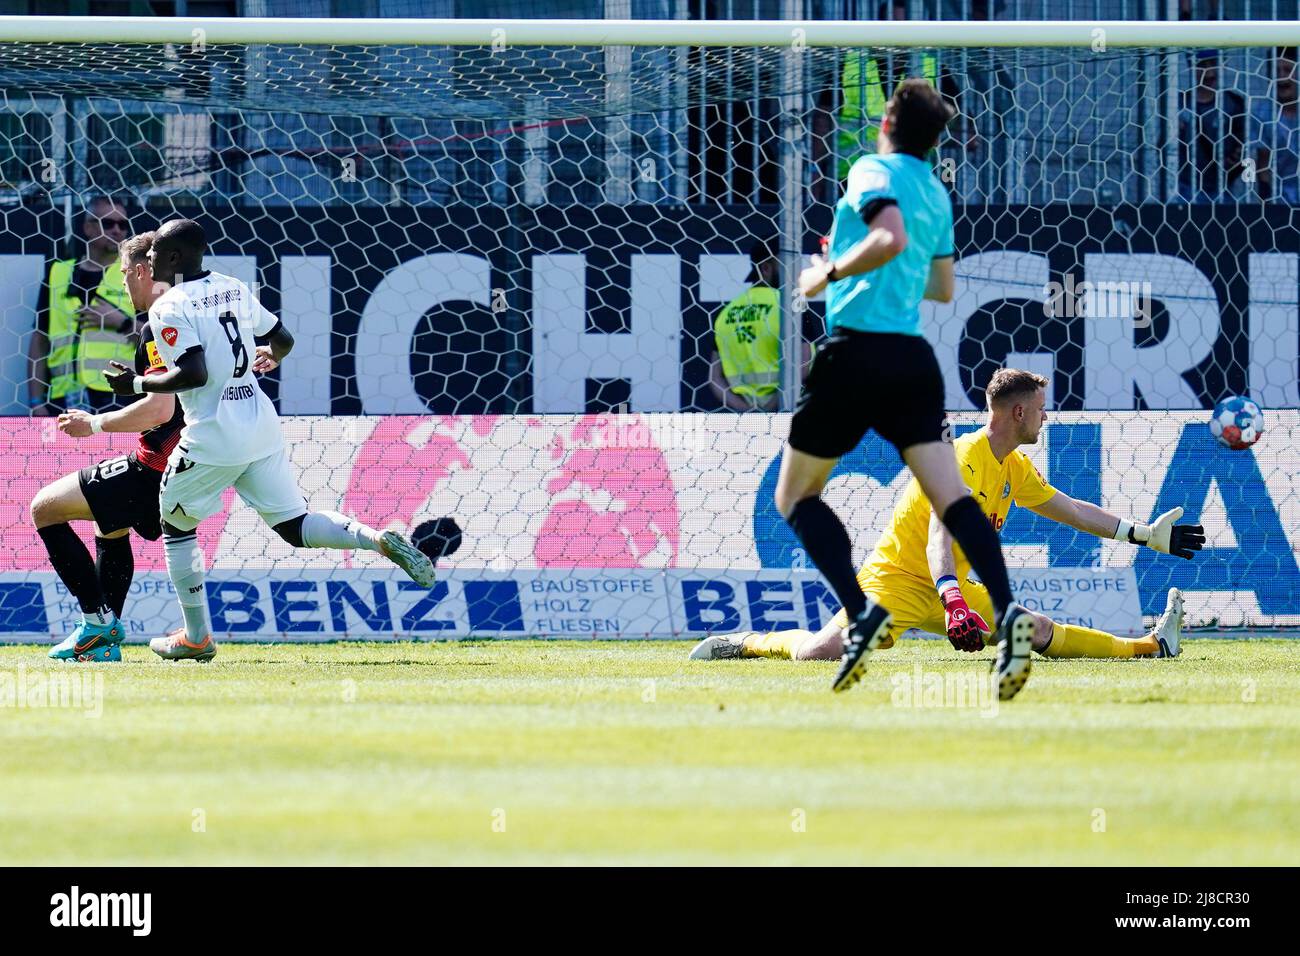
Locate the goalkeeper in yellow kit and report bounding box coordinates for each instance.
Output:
[692,368,1206,663]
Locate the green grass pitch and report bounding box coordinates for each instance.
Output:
[1,639,1297,865]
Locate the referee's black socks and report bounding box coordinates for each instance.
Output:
[941,495,1014,623]
[787,496,868,622]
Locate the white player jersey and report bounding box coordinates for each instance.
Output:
[149,271,284,466]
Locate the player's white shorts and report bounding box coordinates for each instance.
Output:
[159,446,307,532]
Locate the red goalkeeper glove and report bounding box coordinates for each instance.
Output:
[937,577,989,653]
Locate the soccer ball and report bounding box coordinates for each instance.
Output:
[1209,395,1264,450]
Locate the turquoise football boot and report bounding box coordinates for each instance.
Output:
[47,621,86,660]
[75,644,122,663]
[48,614,124,660]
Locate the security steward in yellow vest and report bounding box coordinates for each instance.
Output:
[708,238,813,412]
[28,200,137,415]
[838,50,938,180]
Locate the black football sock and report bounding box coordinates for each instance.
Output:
[95,535,134,618]
[37,524,108,616]
[786,496,868,621]
[941,495,1014,624]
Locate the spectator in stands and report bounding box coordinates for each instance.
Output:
[27,196,138,416]
[708,237,813,412]
[1178,51,1246,203]
[1252,49,1300,204]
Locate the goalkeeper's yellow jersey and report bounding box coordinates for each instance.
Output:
[862,428,1059,584]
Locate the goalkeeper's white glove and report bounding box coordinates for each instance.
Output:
[1114,507,1206,560]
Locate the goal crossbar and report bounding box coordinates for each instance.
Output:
[0,16,1297,48]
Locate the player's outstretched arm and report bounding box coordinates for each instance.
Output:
[104,349,207,396]
[1030,493,1206,560]
[58,392,175,438]
[1030,492,1114,537]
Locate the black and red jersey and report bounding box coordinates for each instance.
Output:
[132,323,185,472]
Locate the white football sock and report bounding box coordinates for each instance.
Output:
[82,607,113,627]
[164,534,211,641]
[301,511,381,552]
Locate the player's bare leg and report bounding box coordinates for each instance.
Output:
[793,621,848,660]
[756,621,844,661]
[30,473,95,526]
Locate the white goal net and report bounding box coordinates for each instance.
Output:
[1,17,1298,639]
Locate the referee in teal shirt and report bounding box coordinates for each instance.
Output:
[774,78,1034,700]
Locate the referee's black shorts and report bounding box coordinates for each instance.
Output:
[787,330,948,459]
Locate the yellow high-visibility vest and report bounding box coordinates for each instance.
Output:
[45,258,136,401]
[838,53,938,179]
[714,285,782,401]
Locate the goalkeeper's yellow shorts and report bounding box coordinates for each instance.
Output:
[829,566,995,649]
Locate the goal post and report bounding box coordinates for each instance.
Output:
[2,16,1300,47]
[1,16,1299,639]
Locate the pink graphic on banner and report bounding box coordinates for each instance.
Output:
[0,423,236,571]
[340,416,473,565]
[534,414,679,567]
[343,414,679,569]
[5,415,682,575]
